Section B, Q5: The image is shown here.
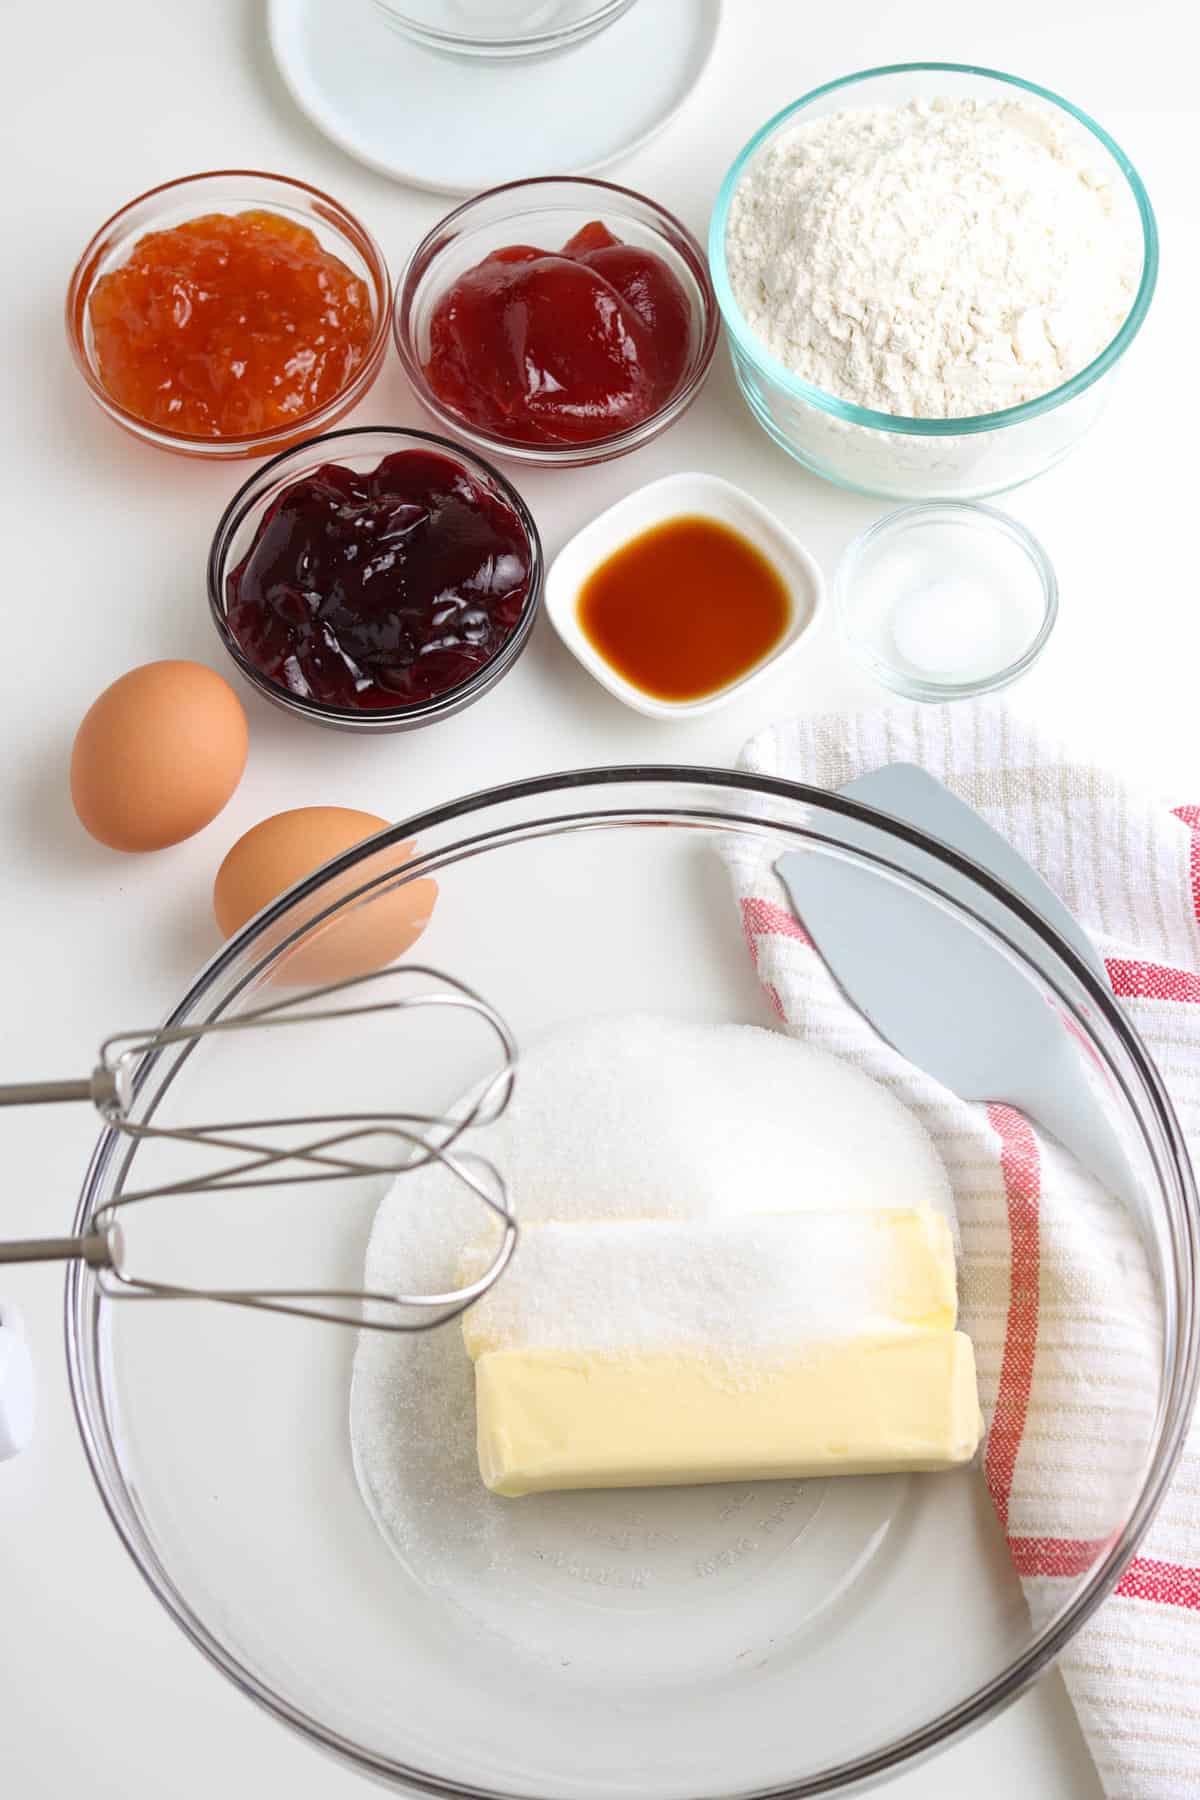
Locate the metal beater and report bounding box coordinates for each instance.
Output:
[0,965,518,1331]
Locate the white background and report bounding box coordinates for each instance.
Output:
[1,1,1195,1795]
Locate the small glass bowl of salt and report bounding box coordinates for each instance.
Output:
[834,501,1058,701]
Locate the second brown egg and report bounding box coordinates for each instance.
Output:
[214,806,437,986]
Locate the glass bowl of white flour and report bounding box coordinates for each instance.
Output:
[710,63,1157,500]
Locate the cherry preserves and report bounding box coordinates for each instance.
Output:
[89,211,373,439]
[425,221,692,447]
[225,450,534,710]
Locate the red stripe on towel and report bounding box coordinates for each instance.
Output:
[985,1106,1041,1529]
[1008,1540,1200,1612]
[1008,1535,1110,1580]
[740,895,812,947]
[1115,1556,1200,1611]
[1106,958,1200,1004]
[1172,805,1200,923]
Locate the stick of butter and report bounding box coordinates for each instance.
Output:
[458,1209,983,1497]
[474,1335,982,1497]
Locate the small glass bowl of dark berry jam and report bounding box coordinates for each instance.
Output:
[208,426,543,731]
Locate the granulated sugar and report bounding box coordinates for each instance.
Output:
[349,1014,950,1586]
[455,1012,950,1226]
[459,1212,954,1360]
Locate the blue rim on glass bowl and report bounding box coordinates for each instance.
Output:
[207,425,543,733]
[708,64,1159,501]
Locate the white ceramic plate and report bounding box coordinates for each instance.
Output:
[545,471,826,719]
[267,0,723,196]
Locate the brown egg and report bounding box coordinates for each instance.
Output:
[213,806,437,986]
[71,661,249,852]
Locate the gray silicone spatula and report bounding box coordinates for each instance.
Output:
[775,763,1137,1200]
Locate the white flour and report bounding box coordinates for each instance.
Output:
[726,97,1141,422]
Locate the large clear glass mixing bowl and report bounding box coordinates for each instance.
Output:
[66,770,1197,1797]
[709,65,1159,502]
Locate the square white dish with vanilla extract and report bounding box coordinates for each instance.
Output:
[545,471,825,718]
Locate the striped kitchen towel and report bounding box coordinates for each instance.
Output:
[726,702,1200,1800]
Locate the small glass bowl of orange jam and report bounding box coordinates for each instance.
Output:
[66,170,392,459]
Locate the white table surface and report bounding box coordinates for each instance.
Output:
[1,1,1195,1794]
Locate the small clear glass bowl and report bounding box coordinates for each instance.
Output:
[207,425,542,731]
[370,0,638,60]
[836,501,1058,701]
[66,170,392,460]
[394,177,719,468]
[709,64,1159,501]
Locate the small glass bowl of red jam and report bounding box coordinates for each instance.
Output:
[208,426,543,731]
[393,177,719,468]
[67,171,392,459]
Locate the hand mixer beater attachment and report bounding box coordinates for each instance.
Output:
[0,965,518,1330]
